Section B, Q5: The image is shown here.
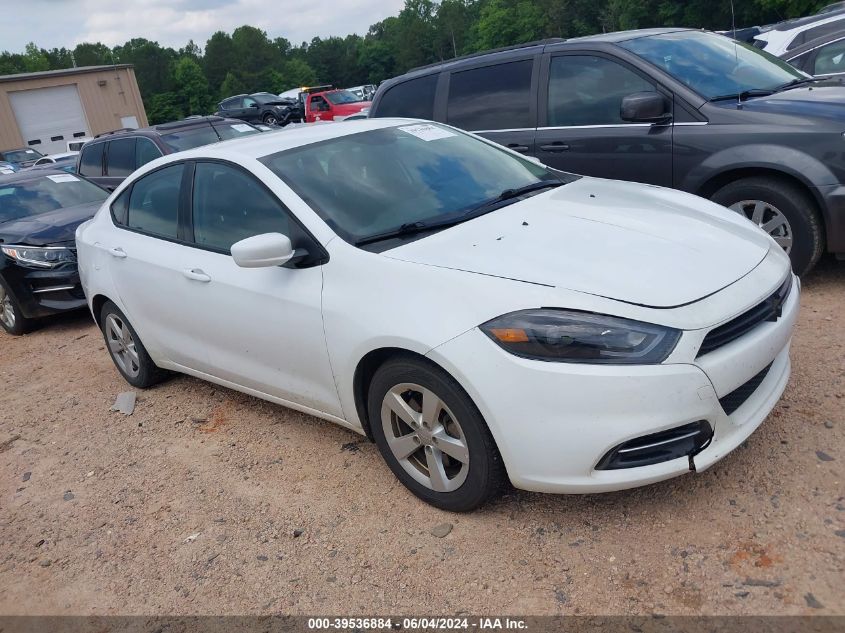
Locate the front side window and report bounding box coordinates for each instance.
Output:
[243,97,257,108]
[311,96,329,111]
[620,30,806,100]
[548,56,656,127]
[260,123,566,244]
[447,60,533,130]
[814,39,845,74]
[106,138,136,177]
[0,174,107,223]
[136,137,163,168]
[79,144,104,177]
[374,74,438,120]
[191,162,297,252]
[126,164,183,239]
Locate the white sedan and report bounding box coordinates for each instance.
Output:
[76,119,798,511]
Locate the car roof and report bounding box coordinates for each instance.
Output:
[0,168,71,184]
[781,27,845,58]
[88,116,247,143]
[155,118,424,163]
[772,8,845,32]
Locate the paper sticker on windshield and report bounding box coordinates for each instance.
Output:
[399,124,456,141]
[232,124,254,133]
[47,174,79,183]
[0,168,13,175]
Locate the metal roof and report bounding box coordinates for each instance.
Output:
[0,64,134,84]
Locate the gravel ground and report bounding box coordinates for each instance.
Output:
[0,259,842,617]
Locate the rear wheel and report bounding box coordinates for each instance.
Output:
[711,177,824,275]
[0,278,35,336]
[368,357,505,511]
[99,300,166,388]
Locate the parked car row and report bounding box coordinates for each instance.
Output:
[369,28,845,276]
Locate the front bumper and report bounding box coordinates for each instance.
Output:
[0,261,87,319]
[426,276,799,494]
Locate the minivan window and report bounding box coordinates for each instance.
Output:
[814,39,845,74]
[547,56,655,127]
[126,164,183,239]
[191,162,296,252]
[136,137,162,168]
[374,74,438,120]
[447,60,533,130]
[79,143,103,177]
[107,138,136,177]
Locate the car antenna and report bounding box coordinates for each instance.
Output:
[731,0,742,106]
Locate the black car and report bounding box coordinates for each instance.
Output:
[0,170,109,335]
[0,147,45,170]
[77,116,260,191]
[371,28,845,274]
[216,92,303,126]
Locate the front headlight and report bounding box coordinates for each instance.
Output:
[1,245,76,268]
[480,309,681,365]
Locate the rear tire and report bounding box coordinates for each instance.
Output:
[0,277,35,336]
[99,300,167,388]
[367,356,505,512]
[711,176,824,276]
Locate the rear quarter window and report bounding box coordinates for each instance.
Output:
[79,143,104,177]
[373,74,438,120]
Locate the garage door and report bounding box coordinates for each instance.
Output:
[9,84,90,155]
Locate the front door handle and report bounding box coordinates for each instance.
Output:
[183,268,211,283]
[108,247,127,258]
[539,143,570,153]
[506,143,530,153]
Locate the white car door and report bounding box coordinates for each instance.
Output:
[173,160,342,417]
[105,162,210,370]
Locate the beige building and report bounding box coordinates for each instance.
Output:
[0,64,148,155]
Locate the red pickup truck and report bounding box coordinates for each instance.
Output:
[301,87,371,123]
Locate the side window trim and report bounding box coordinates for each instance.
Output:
[537,50,680,128]
[184,157,329,266]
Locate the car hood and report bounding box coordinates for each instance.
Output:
[715,82,845,121]
[0,200,102,246]
[384,178,772,308]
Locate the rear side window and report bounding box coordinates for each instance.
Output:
[127,164,183,239]
[447,60,533,130]
[813,39,845,74]
[79,143,104,177]
[374,74,438,120]
[191,162,298,252]
[135,137,162,168]
[106,138,136,177]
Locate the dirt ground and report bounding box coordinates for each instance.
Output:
[0,259,843,617]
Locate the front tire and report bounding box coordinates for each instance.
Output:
[711,177,824,276]
[0,277,35,336]
[262,113,278,125]
[99,300,166,388]
[367,356,505,511]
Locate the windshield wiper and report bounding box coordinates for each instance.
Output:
[354,180,563,247]
[775,77,823,92]
[709,88,776,102]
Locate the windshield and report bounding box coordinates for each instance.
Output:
[161,122,259,151]
[0,174,107,223]
[326,90,362,105]
[4,149,44,163]
[620,31,808,100]
[260,123,562,244]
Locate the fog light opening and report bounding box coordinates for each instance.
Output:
[596,421,714,471]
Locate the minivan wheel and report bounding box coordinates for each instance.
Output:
[99,300,166,388]
[367,357,505,511]
[711,177,824,276]
[0,279,34,336]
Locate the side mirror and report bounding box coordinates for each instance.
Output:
[231,233,294,268]
[620,92,671,123]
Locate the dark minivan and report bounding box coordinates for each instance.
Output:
[77,116,260,191]
[371,28,845,274]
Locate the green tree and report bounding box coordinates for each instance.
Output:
[174,56,211,114]
[145,92,183,124]
[220,70,247,97]
[113,38,176,96]
[73,42,113,66]
[23,42,50,72]
[280,59,318,89]
[203,31,236,94]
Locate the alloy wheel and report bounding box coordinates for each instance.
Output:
[105,314,141,378]
[0,285,15,329]
[380,383,469,492]
[729,199,793,254]
[264,115,277,125]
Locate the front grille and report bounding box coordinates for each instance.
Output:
[595,421,713,470]
[697,276,792,357]
[718,363,773,416]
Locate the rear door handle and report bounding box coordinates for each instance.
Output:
[108,247,127,258]
[506,144,530,153]
[183,268,211,283]
[540,143,570,152]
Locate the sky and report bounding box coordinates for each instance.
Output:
[3,0,407,53]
